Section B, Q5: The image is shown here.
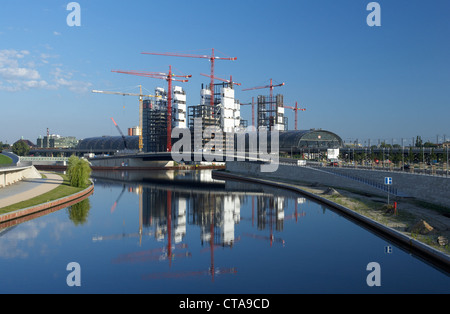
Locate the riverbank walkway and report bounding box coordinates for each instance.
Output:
[0,172,63,208]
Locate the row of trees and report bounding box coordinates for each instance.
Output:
[341,147,448,164]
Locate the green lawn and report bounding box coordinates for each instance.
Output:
[0,154,13,165]
[0,173,88,214]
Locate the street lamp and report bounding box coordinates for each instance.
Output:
[447,145,449,178]
[402,138,404,171]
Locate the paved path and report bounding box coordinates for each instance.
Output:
[0,172,63,208]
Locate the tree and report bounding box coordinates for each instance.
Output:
[12,140,30,156]
[67,199,91,226]
[67,156,92,188]
[67,155,79,179]
[408,147,414,163]
[415,136,423,148]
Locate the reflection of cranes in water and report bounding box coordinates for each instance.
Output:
[112,191,191,266]
[242,196,306,247]
[143,206,238,282]
[242,195,286,247]
[93,181,305,280]
[113,243,190,263]
[242,232,285,247]
[93,185,150,245]
[110,185,126,213]
[92,231,153,242]
[142,267,237,280]
[285,198,306,223]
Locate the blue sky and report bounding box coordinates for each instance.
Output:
[0,0,449,145]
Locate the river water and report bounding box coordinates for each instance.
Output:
[0,170,448,294]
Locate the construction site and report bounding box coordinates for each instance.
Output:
[91,50,290,153]
[79,48,343,163]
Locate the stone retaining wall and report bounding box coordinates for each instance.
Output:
[226,162,450,207]
[0,166,41,188]
[0,183,94,225]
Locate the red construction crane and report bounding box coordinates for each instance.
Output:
[110,117,127,149]
[200,73,241,87]
[283,101,306,130]
[141,49,237,110]
[242,79,285,124]
[112,66,191,152]
[242,78,284,103]
[240,97,255,128]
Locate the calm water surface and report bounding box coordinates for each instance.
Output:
[0,170,448,293]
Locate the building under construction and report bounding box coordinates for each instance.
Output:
[257,94,287,131]
[140,79,291,154]
[142,86,187,153]
[188,81,247,152]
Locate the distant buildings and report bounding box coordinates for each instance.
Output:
[37,134,78,148]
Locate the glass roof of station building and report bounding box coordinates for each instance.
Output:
[77,136,139,151]
[76,129,342,152]
[279,129,343,150]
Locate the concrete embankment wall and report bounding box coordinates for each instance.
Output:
[0,166,41,188]
[89,157,173,168]
[226,162,450,208]
[0,183,94,227]
[214,169,450,272]
[325,167,450,208]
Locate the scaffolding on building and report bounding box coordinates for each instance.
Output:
[257,94,287,131]
[143,98,168,153]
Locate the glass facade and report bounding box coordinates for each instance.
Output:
[279,130,343,152]
[77,136,139,151]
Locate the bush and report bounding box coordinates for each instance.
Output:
[12,140,30,156]
[67,156,92,188]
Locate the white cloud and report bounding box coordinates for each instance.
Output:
[0,49,91,93]
[53,31,61,36]
[0,66,40,80]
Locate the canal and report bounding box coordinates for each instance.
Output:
[0,170,448,294]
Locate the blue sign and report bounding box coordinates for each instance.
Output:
[384,177,392,185]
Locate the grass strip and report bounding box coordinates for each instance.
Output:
[0,173,86,214]
[0,154,13,165]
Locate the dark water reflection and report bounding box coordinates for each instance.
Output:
[0,170,448,293]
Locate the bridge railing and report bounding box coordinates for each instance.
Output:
[20,157,70,162]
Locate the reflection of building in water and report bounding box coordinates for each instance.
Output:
[140,184,290,248]
[257,196,285,232]
[141,185,243,247]
[188,193,242,247]
[141,187,187,243]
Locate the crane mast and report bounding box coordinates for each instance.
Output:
[92,86,159,151]
[141,49,237,113]
[112,67,191,152]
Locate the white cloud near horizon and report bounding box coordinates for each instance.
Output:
[0,49,91,93]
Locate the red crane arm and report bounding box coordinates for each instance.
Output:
[200,73,241,86]
[242,82,284,91]
[111,70,190,82]
[142,51,237,61]
[283,105,306,111]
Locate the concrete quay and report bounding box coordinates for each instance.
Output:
[213,165,450,273]
[226,161,450,208]
[0,171,63,209]
[0,165,42,188]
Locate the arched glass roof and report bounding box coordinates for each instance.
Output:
[279,129,343,150]
[77,136,139,151]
